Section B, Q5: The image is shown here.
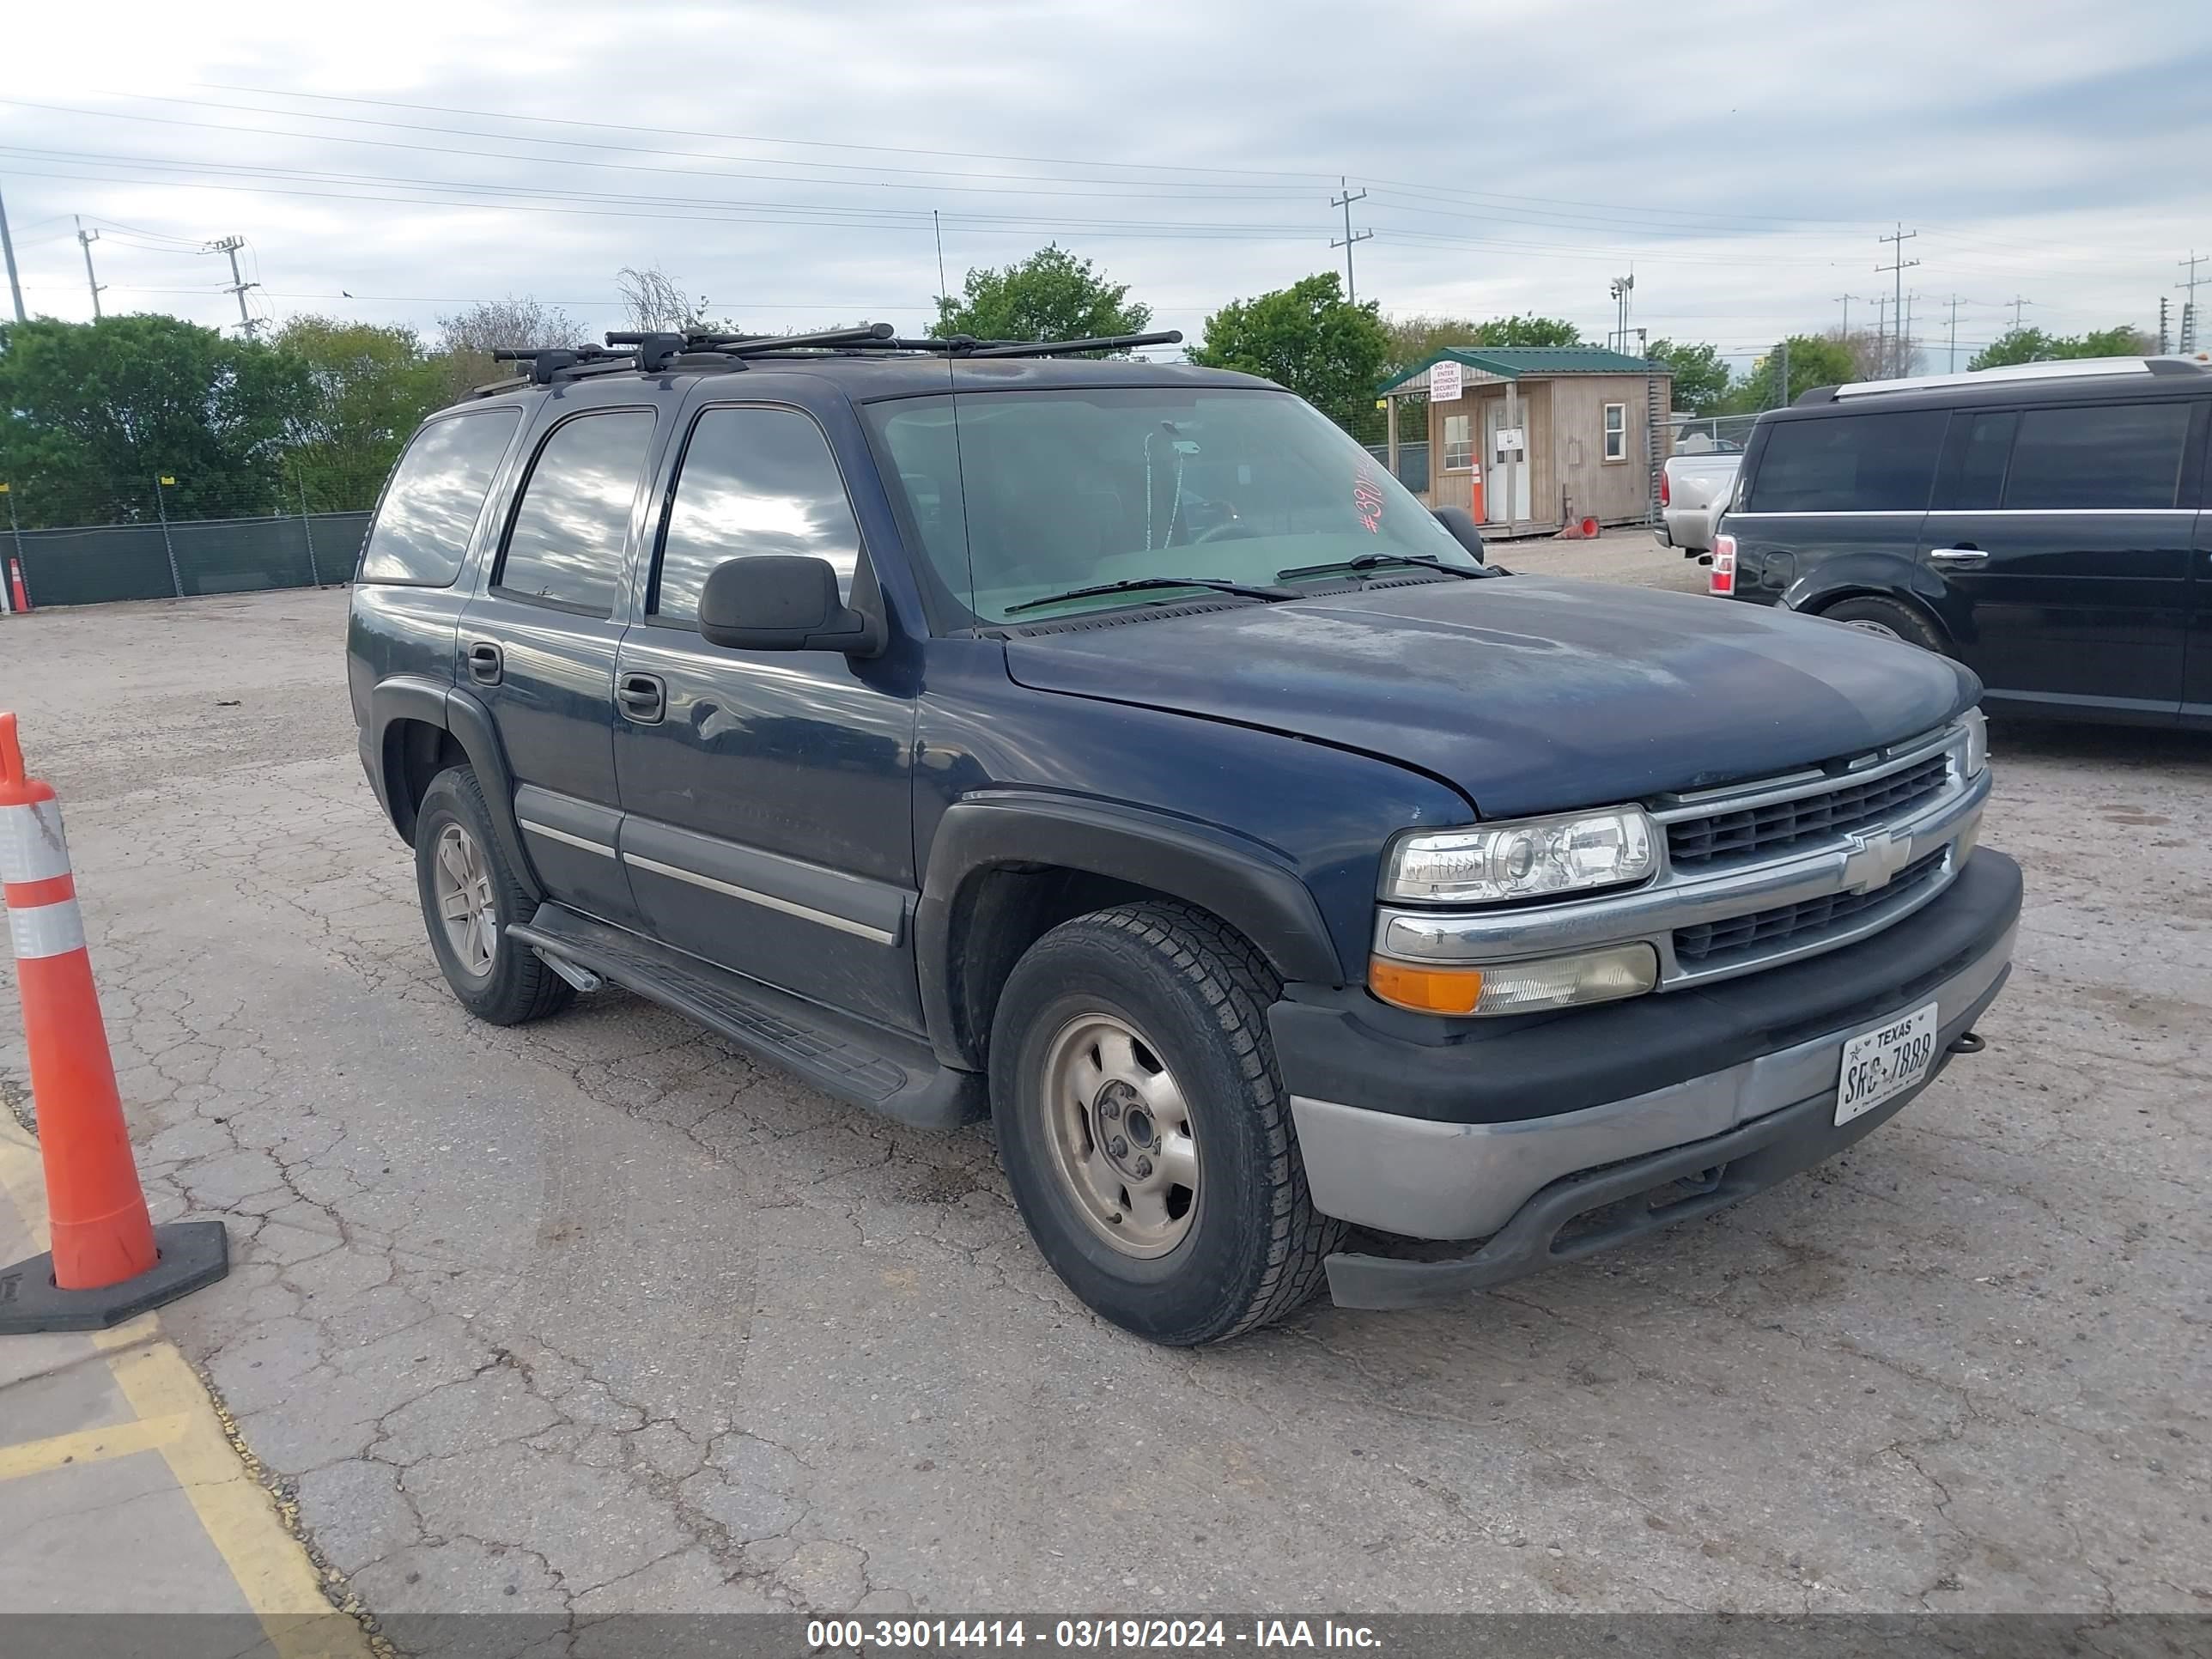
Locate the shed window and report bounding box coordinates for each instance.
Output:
[1443,413,1474,471]
[1602,403,1628,463]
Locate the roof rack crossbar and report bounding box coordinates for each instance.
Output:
[961,330,1183,359]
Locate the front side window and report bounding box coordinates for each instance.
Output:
[2002,401,2191,511]
[867,387,1485,623]
[1602,403,1627,463]
[1443,413,1474,471]
[358,410,519,586]
[1747,410,1947,514]
[494,410,656,615]
[652,407,862,625]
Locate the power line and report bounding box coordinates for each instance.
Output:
[1328,178,1372,305]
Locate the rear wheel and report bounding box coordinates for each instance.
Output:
[989,902,1342,1345]
[414,766,573,1026]
[1819,594,1947,652]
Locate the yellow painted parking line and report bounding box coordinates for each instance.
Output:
[0,1410,190,1481]
[0,1109,374,1657]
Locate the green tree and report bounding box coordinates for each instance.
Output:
[1969,324,2152,370]
[1723,334,1856,413]
[0,316,309,526]
[931,245,1151,344]
[1470,313,1582,347]
[1647,338,1730,415]
[270,316,447,511]
[1189,272,1392,438]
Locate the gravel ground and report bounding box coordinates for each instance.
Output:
[0,552,2204,1641]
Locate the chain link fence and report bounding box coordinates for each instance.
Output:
[2,473,371,610]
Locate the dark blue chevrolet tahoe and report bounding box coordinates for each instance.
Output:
[346,324,2021,1346]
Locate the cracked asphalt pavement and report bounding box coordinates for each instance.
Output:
[0,544,2205,1647]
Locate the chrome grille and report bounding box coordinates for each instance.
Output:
[1668,753,1951,866]
[1673,848,1948,966]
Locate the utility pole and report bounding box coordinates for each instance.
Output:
[1835,293,1864,336]
[206,235,261,337]
[1328,179,1372,307]
[2181,253,2206,350]
[0,179,25,325]
[2007,295,2034,331]
[75,216,105,319]
[1942,295,1966,373]
[1877,224,1917,377]
[1608,273,1635,352]
[2159,296,2171,355]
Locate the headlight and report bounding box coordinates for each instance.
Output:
[1960,708,1988,778]
[1384,807,1657,905]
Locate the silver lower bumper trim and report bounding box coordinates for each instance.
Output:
[1291,919,2016,1240]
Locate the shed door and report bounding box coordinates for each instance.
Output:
[1485,399,1532,521]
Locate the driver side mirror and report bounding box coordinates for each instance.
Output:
[1432,506,1486,559]
[697,556,885,657]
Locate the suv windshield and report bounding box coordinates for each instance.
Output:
[866,386,1480,623]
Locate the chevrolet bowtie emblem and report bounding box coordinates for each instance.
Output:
[1842,827,1914,893]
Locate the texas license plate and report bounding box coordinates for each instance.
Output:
[1835,1000,1939,1126]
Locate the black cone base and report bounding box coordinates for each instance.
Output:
[0,1220,230,1334]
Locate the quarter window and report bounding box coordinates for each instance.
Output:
[494,410,655,615]
[1602,403,1627,462]
[652,407,863,626]
[1747,410,1948,514]
[357,410,519,586]
[2002,401,2191,511]
[1442,413,1474,471]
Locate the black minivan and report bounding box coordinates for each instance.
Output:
[1711,355,2212,727]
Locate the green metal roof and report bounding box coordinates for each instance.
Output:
[1379,344,1667,394]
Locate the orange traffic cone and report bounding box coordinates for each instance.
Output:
[0,712,227,1333]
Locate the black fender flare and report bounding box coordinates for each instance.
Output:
[915,794,1344,1070]
[368,676,544,902]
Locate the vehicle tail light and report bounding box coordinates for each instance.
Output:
[1659,470,1671,507]
[1710,534,1736,596]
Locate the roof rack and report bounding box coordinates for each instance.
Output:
[1823,355,2206,403]
[472,322,1186,394]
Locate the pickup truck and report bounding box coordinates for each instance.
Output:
[346,322,2020,1346]
[1656,448,1741,555]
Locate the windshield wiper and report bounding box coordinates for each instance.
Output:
[1003,576,1293,616]
[1275,552,1488,582]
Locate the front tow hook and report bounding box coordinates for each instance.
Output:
[1948,1031,1986,1055]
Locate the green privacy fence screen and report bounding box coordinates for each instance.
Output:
[8,512,370,609]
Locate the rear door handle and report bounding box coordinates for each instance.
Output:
[465,641,503,684]
[1928,547,1988,568]
[617,672,665,724]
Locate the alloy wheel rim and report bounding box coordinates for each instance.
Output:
[1844,619,1902,641]
[433,823,498,977]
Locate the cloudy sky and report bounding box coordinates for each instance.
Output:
[3,0,2208,369]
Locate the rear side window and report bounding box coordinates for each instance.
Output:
[651,406,861,625]
[1747,410,1947,513]
[1949,410,2018,510]
[2002,401,2191,510]
[494,410,656,615]
[357,410,519,586]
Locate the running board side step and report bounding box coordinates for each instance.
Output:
[508,903,984,1129]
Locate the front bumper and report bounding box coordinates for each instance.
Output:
[1273,849,2021,1307]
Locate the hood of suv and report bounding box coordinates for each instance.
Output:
[1002,576,1978,817]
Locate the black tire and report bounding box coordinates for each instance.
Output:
[989,902,1343,1346]
[413,766,573,1026]
[1818,594,1947,653]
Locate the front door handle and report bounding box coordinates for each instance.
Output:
[465,641,503,684]
[1928,547,1989,568]
[617,672,665,724]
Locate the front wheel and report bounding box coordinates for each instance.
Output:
[989,902,1342,1345]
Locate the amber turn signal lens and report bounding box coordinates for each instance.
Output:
[1368,957,1486,1015]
